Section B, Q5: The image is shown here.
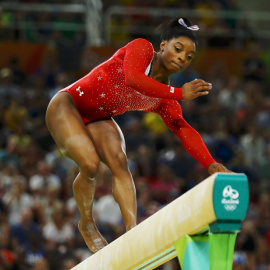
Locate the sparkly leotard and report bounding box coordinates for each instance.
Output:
[60,38,216,168]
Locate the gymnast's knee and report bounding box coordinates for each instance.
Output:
[78,159,100,180]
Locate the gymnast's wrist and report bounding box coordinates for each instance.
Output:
[206,159,218,169]
[170,87,182,100]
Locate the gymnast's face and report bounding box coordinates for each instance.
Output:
[160,36,196,74]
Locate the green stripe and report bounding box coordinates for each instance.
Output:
[133,247,177,270]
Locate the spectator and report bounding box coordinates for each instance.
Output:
[257,145,270,180]
[8,57,26,86]
[24,234,45,268]
[94,193,122,227]
[31,258,50,270]
[0,68,21,107]
[148,163,181,204]
[61,258,77,270]
[158,142,196,179]
[3,180,34,225]
[136,183,153,222]
[0,199,10,250]
[240,124,265,167]
[217,76,246,113]
[42,204,75,248]
[7,124,31,158]
[0,163,26,194]
[49,72,71,99]
[10,208,41,249]
[29,160,61,200]
[3,98,28,133]
[36,185,63,225]
[242,42,266,83]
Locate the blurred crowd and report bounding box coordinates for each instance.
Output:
[0,2,270,270]
[0,0,257,49]
[0,36,270,269]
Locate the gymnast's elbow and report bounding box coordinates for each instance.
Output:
[168,118,186,132]
[124,73,137,88]
[124,70,147,89]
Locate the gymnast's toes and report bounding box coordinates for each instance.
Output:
[78,220,108,252]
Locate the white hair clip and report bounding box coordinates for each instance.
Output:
[178,18,199,31]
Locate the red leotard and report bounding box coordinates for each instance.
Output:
[59,38,216,168]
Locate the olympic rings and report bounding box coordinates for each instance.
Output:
[224,204,237,211]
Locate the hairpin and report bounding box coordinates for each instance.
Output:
[178,18,199,31]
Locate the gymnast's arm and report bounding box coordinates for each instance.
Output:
[123,38,182,99]
[153,100,231,173]
[123,39,210,101]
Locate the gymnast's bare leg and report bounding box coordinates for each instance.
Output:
[46,92,136,252]
[86,118,137,232]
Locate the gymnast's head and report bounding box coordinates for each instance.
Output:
[156,17,199,73]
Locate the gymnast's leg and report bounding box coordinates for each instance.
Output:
[86,119,137,231]
[45,92,108,252]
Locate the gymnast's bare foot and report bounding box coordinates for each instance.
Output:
[78,220,108,252]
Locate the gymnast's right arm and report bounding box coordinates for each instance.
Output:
[123,38,211,101]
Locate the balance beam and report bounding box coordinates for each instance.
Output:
[72,173,249,270]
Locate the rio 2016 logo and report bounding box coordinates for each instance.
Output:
[221,185,239,211]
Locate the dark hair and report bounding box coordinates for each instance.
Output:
[157,17,198,49]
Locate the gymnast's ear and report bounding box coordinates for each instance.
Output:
[160,41,167,52]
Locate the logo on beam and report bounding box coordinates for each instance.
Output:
[222,185,239,211]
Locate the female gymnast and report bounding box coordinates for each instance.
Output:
[46,17,232,252]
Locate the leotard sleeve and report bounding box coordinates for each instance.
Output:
[123,38,183,100]
[153,99,216,168]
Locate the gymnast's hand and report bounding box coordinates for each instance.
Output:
[208,162,233,175]
[182,79,212,101]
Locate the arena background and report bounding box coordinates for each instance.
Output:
[0,1,270,269]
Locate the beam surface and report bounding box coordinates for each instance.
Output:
[71,173,248,270]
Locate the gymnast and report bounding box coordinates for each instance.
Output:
[46,17,232,252]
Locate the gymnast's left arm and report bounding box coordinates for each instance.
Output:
[153,100,232,174]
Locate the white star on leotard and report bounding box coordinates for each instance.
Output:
[100,93,106,98]
[99,107,104,110]
[117,68,123,73]
[112,110,117,113]
[98,76,102,80]
[114,85,119,89]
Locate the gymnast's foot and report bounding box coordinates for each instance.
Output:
[78,220,108,253]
